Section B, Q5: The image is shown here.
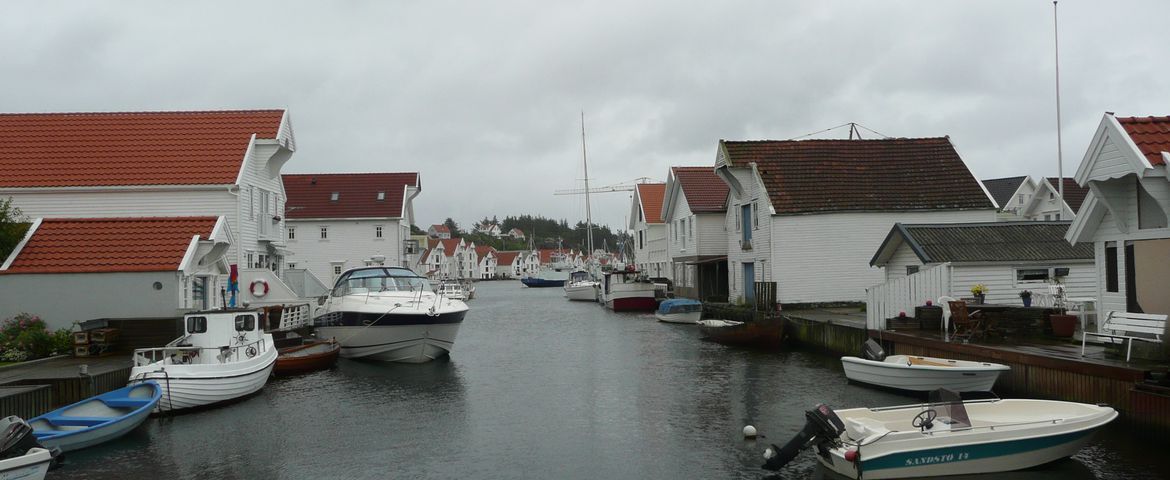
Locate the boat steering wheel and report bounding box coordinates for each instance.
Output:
[912,409,937,431]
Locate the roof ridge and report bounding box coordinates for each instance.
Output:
[0,109,285,117]
[723,137,949,144]
[283,172,418,177]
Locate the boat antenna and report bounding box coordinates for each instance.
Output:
[581,111,595,257]
[1053,0,1065,220]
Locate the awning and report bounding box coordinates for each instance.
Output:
[684,256,727,265]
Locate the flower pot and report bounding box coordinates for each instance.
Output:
[1050,314,1077,337]
[1022,296,1032,307]
[974,294,986,305]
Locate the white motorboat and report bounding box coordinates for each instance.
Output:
[0,448,53,480]
[600,268,658,312]
[841,340,1009,392]
[436,280,469,301]
[762,389,1117,479]
[129,309,277,412]
[314,266,469,363]
[0,416,59,480]
[564,270,599,301]
[654,298,702,324]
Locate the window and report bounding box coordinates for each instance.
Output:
[191,277,208,310]
[1105,243,1118,293]
[1018,194,1025,205]
[288,227,296,240]
[245,252,254,270]
[681,219,687,248]
[320,226,328,239]
[331,192,340,201]
[1016,268,1050,283]
[287,263,296,269]
[741,204,752,244]
[690,215,695,238]
[333,264,343,276]
[235,315,256,332]
[1043,214,1051,221]
[375,226,383,239]
[735,205,741,231]
[186,316,207,334]
[377,191,386,201]
[906,265,919,275]
[638,231,643,249]
[752,201,759,229]
[1049,192,1055,200]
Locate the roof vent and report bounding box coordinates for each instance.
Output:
[377,191,385,201]
[330,192,339,201]
[310,177,317,185]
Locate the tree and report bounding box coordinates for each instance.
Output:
[0,198,30,261]
[410,224,426,235]
[442,217,462,237]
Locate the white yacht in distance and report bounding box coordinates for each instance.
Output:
[129,309,276,412]
[314,266,469,363]
[564,270,599,301]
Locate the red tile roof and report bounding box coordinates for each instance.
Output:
[495,250,521,266]
[636,183,667,223]
[1116,116,1170,166]
[283,173,418,219]
[721,138,993,215]
[474,245,496,258]
[0,110,285,188]
[672,166,729,213]
[1045,177,1090,213]
[2,217,217,274]
[430,224,450,233]
[438,238,462,257]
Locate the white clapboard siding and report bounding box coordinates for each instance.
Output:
[695,214,727,256]
[724,167,773,303]
[285,218,406,286]
[948,262,1096,305]
[772,209,995,303]
[883,247,928,282]
[866,263,952,330]
[1086,135,1137,182]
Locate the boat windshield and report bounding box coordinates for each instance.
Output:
[569,271,591,282]
[332,268,428,296]
[926,388,971,429]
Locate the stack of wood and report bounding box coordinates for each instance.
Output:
[73,328,120,356]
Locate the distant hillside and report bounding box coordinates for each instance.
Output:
[425,214,629,253]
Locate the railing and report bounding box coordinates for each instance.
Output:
[755,282,777,312]
[866,263,952,330]
[132,337,268,367]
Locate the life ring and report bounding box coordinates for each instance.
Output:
[249,279,269,297]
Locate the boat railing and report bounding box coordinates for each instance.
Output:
[132,337,268,367]
[868,397,1000,412]
[920,417,1067,436]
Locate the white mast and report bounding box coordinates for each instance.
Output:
[581,111,595,256]
[1054,1,1065,220]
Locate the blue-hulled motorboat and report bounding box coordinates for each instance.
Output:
[654,298,702,324]
[30,382,161,452]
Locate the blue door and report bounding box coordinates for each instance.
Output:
[743,262,755,304]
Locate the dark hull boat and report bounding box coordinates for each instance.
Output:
[274,339,341,375]
[697,317,785,348]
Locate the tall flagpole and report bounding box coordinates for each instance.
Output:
[1054,1,1065,220]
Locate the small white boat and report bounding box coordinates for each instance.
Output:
[0,416,60,480]
[841,340,1009,392]
[0,448,53,480]
[762,389,1117,479]
[437,280,469,301]
[30,382,161,452]
[600,269,658,312]
[564,271,599,301]
[129,309,277,412]
[654,298,702,324]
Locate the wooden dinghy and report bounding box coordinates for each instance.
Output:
[274,339,341,376]
[697,317,786,348]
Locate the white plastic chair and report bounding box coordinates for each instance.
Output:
[938,296,958,339]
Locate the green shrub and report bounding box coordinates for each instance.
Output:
[0,313,71,361]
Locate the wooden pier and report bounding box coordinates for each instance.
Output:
[0,355,133,416]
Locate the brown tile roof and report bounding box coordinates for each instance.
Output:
[438,238,462,257]
[672,166,729,213]
[474,245,496,258]
[1045,177,1089,213]
[430,224,450,233]
[0,110,285,188]
[721,138,993,215]
[636,183,667,223]
[1116,116,1170,166]
[283,173,418,219]
[495,250,521,266]
[2,217,217,274]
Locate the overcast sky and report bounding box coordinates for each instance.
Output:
[3,1,1168,230]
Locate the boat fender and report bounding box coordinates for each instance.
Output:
[250,279,269,297]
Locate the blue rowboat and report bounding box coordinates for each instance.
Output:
[29,382,161,452]
[654,298,702,324]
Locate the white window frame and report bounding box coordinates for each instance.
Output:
[375,225,384,239]
[735,205,741,232]
[1013,267,1053,287]
[320,226,328,240]
[287,226,296,241]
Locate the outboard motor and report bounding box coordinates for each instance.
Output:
[861,339,886,361]
[762,404,846,471]
[0,416,62,468]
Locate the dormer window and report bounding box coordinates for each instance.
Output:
[331,192,340,201]
[377,191,386,201]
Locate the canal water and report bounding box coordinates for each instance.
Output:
[53,281,1168,479]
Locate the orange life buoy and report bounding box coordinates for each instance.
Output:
[249,279,269,297]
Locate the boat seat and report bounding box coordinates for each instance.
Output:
[844,417,889,441]
[100,398,151,408]
[42,416,111,427]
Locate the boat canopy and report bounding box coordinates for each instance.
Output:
[569,270,592,282]
[657,298,702,314]
[332,267,429,296]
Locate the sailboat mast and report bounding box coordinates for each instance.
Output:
[581,111,594,256]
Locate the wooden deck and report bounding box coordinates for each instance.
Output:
[0,355,133,413]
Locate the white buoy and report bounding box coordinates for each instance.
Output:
[743,425,757,438]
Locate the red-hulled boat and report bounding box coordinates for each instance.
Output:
[274,339,341,376]
[601,268,659,312]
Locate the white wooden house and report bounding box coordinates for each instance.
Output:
[282,172,421,285]
[629,183,670,278]
[663,166,729,301]
[866,222,1096,327]
[508,228,525,240]
[475,245,497,279]
[522,249,541,275]
[715,137,998,305]
[1067,113,1170,321]
[982,176,1037,220]
[475,223,502,237]
[0,109,316,309]
[428,224,452,239]
[0,217,231,330]
[1020,178,1089,221]
[495,251,523,278]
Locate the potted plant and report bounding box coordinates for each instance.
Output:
[1019,290,1033,307]
[970,284,988,304]
[1049,308,1077,337]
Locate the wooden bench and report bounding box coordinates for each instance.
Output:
[1081,311,1168,361]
